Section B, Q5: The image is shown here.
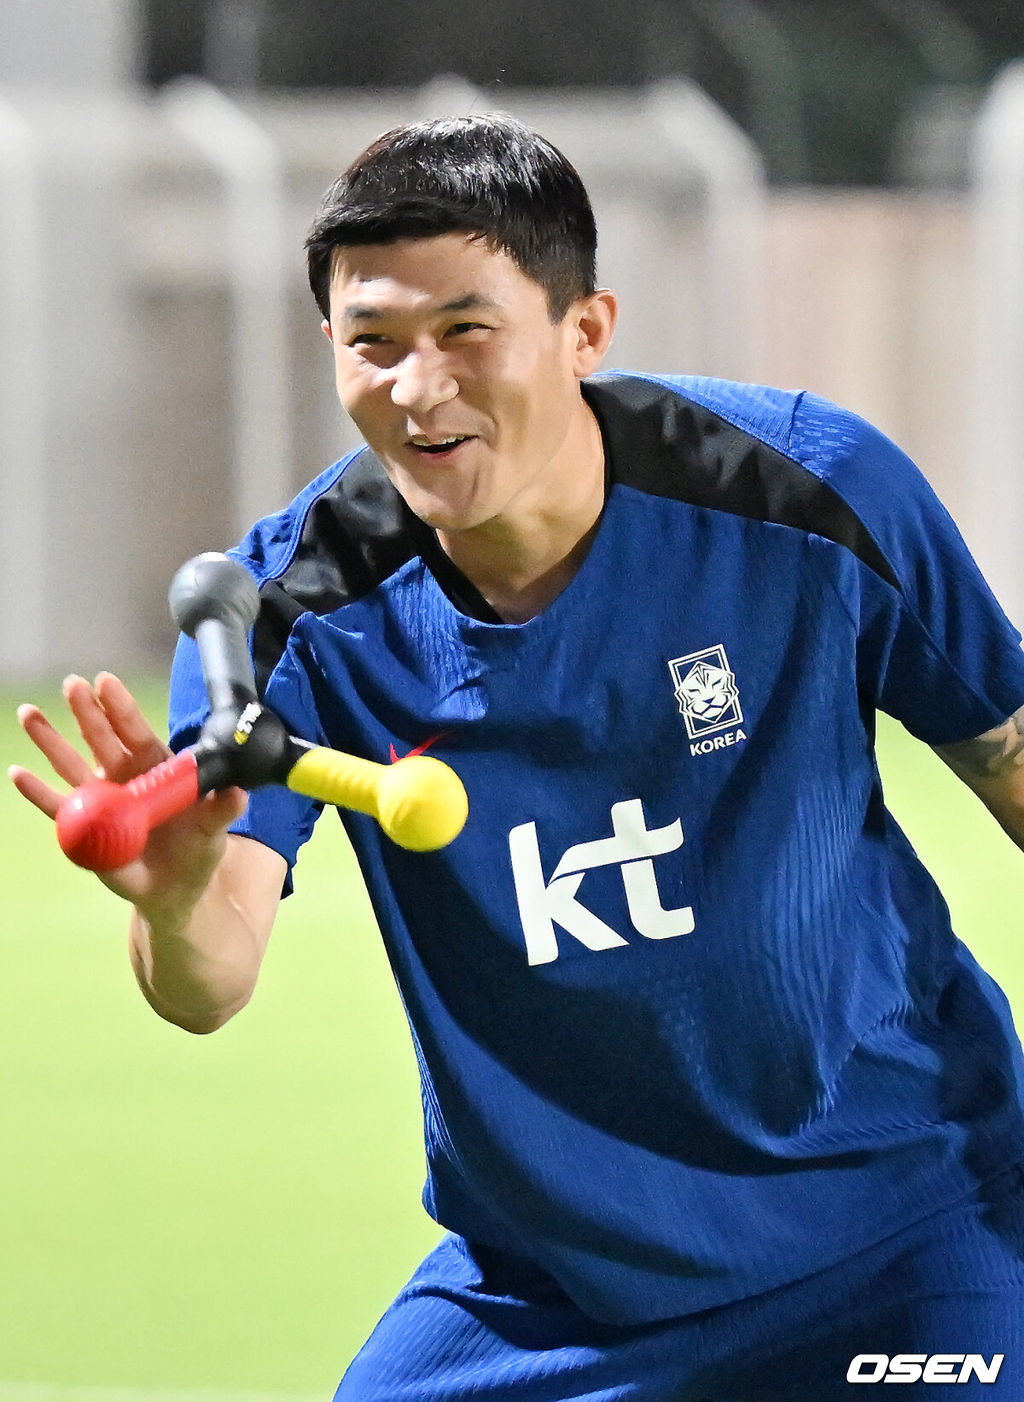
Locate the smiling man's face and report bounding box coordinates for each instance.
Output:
[323,232,605,536]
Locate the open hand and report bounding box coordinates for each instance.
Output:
[9,673,247,913]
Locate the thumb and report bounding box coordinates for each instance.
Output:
[198,785,249,832]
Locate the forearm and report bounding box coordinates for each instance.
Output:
[12,678,281,1032]
[129,851,268,1035]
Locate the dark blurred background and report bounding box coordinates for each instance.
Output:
[143,0,1024,185]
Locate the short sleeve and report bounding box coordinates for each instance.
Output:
[792,394,1024,746]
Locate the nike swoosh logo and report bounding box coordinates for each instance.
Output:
[389,731,450,763]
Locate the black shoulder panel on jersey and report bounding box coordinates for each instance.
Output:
[585,375,900,591]
[252,448,499,691]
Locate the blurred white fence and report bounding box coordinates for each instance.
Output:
[0,79,764,678]
[0,71,1022,679]
[972,61,1024,633]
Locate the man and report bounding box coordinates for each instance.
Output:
[12,115,1024,1398]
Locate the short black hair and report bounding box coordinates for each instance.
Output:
[305,114,597,323]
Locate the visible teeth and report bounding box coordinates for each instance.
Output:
[412,434,468,446]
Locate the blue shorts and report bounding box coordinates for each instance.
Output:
[334,1163,1024,1400]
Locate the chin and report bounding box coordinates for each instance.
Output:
[387,475,489,533]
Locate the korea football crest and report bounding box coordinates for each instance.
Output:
[668,644,743,740]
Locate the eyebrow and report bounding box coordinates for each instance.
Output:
[342,293,500,323]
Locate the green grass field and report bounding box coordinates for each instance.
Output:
[1,683,1023,1397]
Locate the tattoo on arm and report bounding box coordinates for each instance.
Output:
[934,705,1024,781]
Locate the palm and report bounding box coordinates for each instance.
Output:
[10,673,245,909]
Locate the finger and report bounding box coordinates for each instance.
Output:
[8,764,63,820]
[94,673,169,769]
[195,786,249,834]
[62,674,132,779]
[17,703,95,788]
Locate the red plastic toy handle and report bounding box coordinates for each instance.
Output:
[56,751,201,872]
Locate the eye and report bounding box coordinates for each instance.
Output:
[446,322,488,336]
[347,332,390,347]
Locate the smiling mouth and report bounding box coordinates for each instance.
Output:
[408,434,477,457]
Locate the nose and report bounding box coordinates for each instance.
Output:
[389,344,458,415]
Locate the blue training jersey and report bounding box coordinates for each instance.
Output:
[169,371,1024,1324]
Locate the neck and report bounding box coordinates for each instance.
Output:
[436,402,606,623]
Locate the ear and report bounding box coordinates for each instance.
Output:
[322,318,334,343]
[569,289,618,377]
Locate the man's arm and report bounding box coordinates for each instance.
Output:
[10,672,286,1034]
[128,833,286,1034]
[933,703,1024,851]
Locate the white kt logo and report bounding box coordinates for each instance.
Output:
[508,799,694,966]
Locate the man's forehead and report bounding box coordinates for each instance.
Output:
[327,234,526,316]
